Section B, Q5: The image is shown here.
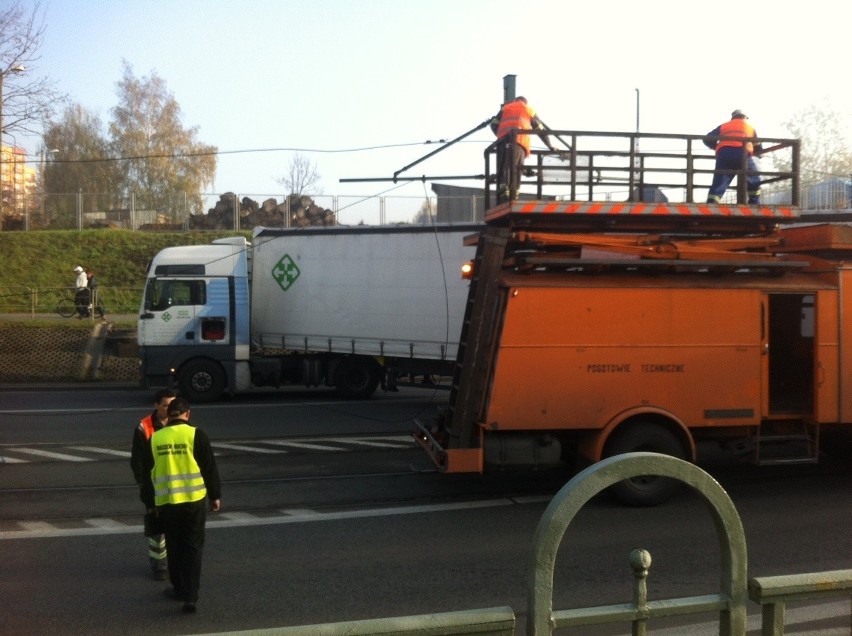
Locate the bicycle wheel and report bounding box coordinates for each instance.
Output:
[57,297,77,318]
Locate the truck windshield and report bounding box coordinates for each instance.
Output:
[145,278,207,311]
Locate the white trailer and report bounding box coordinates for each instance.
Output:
[137,224,479,401]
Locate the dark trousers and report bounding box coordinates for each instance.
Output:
[159,499,207,603]
[75,289,90,317]
[708,147,761,203]
[496,140,526,202]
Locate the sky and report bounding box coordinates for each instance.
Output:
[10,0,852,222]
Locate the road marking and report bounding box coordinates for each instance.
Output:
[212,442,285,454]
[9,448,93,462]
[217,512,258,521]
[345,438,412,448]
[85,518,126,528]
[0,435,418,463]
[17,521,56,532]
[261,440,346,451]
[0,498,517,540]
[0,455,29,463]
[68,446,132,458]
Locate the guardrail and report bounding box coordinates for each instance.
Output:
[207,453,851,636]
[749,569,852,635]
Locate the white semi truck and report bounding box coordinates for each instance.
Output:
[137,224,479,401]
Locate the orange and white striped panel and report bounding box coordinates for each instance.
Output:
[485,201,798,222]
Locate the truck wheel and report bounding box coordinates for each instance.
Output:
[333,358,379,399]
[604,423,687,507]
[178,359,225,403]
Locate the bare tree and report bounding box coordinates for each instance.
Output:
[0,1,65,139]
[276,152,322,195]
[774,102,852,187]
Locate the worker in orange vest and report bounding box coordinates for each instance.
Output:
[704,109,763,205]
[130,388,176,580]
[491,96,553,203]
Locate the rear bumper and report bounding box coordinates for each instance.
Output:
[413,419,484,473]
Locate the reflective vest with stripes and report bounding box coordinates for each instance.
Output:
[715,118,757,155]
[496,100,537,157]
[151,424,207,506]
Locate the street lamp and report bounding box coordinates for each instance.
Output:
[0,64,26,231]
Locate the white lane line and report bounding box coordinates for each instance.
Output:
[0,455,29,463]
[212,442,285,454]
[261,440,346,451]
[68,446,132,458]
[10,448,93,462]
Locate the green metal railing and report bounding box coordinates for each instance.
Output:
[191,453,850,636]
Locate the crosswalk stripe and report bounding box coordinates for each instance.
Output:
[18,521,55,531]
[85,518,126,528]
[212,442,285,454]
[0,455,29,463]
[0,435,418,464]
[346,438,412,448]
[261,440,345,451]
[11,448,93,462]
[69,446,132,458]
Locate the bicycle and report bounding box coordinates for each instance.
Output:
[57,288,105,319]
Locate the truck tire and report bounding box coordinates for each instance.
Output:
[178,359,226,403]
[333,357,380,399]
[604,423,687,507]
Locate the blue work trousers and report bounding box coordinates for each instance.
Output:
[708,146,761,204]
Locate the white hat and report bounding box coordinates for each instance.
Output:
[74,266,83,272]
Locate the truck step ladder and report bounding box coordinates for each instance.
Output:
[443,226,511,450]
[753,420,819,466]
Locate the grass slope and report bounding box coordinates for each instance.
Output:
[0,229,251,313]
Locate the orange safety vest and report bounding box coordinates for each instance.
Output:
[139,414,156,440]
[496,100,537,157]
[715,118,757,155]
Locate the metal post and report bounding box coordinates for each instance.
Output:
[630,549,651,636]
[503,74,516,103]
[77,188,83,230]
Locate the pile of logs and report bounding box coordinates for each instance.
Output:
[188,193,336,230]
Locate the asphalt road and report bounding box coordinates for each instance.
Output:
[1,386,850,635]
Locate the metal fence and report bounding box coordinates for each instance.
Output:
[211,453,851,636]
[1,179,850,233]
[0,285,143,316]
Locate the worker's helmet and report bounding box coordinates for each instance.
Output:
[731,109,747,119]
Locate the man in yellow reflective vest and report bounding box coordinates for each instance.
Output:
[703,109,763,204]
[130,388,176,580]
[142,397,221,614]
[490,96,554,203]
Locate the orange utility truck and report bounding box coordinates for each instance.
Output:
[415,201,852,505]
